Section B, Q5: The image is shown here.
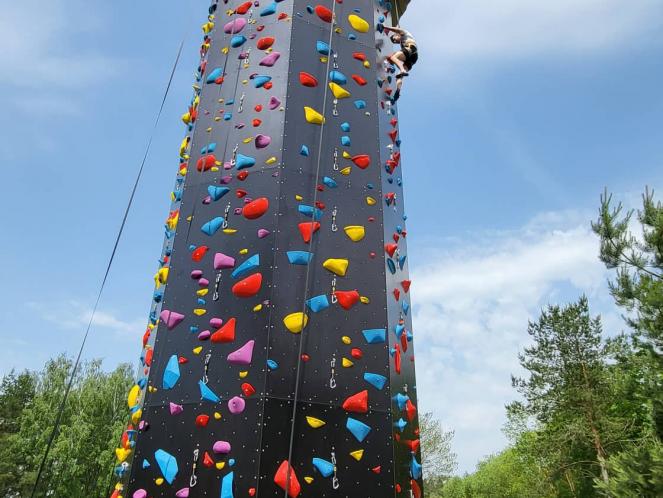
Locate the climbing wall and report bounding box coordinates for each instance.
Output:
[111,1,422,498]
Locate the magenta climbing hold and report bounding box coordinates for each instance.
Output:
[224,18,247,34]
[213,441,232,454]
[255,134,272,148]
[227,340,255,365]
[175,489,190,498]
[169,402,184,415]
[133,490,147,498]
[259,52,281,66]
[228,396,246,414]
[210,317,223,328]
[214,252,236,270]
[160,310,185,330]
[258,228,271,238]
[268,96,281,110]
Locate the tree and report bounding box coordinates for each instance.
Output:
[508,297,630,494]
[419,412,457,491]
[592,188,663,438]
[0,355,134,497]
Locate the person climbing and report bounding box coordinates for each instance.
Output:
[384,25,418,102]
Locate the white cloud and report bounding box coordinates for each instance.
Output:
[410,210,621,472]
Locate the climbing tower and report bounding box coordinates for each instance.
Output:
[113,1,422,497]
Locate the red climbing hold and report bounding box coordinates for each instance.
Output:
[314,5,333,23]
[236,189,247,198]
[406,399,417,422]
[249,489,256,497]
[274,461,301,498]
[178,356,188,364]
[388,129,398,142]
[255,104,263,112]
[195,414,210,428]
[385,243,398,257]
[352,74,367,86]
[352,154,371,169]
[235,1,252,14]
[396,484,402,492]
[211,318,236,343]
[278,12,288,20]
[237,171,249,181]
[196,154,217,172]
[252,119,262,127]
[393,288,401,301]
[192,245,209,262]
[241,382,256,397]
[298,221,320,243]
[412,479,422,498]
[257,37,275,50]
[353,52,367,62]
[145,349,153,367]
[203,451,214,468]
[299,72,318,87]
[232,273,263,298]
[342,390,369,413]
[395,345,402,374]
[401,280,411,293]
[401,331,408,352]
[351,348,363,359]
[243,197,269,220]
[372,466,381,474]
[334,290,360,310]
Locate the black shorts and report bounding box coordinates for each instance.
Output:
[403,45,418,70]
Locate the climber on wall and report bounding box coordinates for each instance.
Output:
[384,25,418,102]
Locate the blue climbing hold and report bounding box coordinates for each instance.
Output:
[287,251,314,265]
[206,68,223,83]
[402,301,410,315]
[395,323,405,339]
[395,417,408,432]
[236,153,256,170]
[208,185,230,201]
[142,458,150,469]
[300,145,310,156]
[199,380,221,403]
[155,449,178,484]
[201,217,224,236]
[231,35,247,48]
[201,143,217,154]
[316,40,330,55]
[346,417,372,442]
[393,393,410,411]
[411,455,423,480]
[253,75,272,88]
[329,70,348,85]
[267,359,279,370]
[341,136,351,146]
[386,258,396,274]
[340,122,351,132]
[354,100,367,109]
[364,372,387,390]
[232,254,259,279]
[322,177,337,188]
[307,294,330,313]
[260,2,277,16]
[312,458,335,478]
[162,355,180,390]
[363,328,386,344]
[220,471,234,498]
[298,204,323,220]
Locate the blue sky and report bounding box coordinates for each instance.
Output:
[1,0,663,474]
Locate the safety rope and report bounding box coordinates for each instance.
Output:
[283,2,340,495]
[29,36,186,498]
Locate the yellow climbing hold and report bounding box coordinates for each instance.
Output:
[239,248,248,255]
[214,411,222,420]
[295,194,303,201]
[155,477,164,486]
[329,82,351,99]
[363,60,371,69]
[304,106,325,125]
[265,156,277,165]
[216,462,226,470]
[131,408,142,425]
[253,303,263,312]
[193,346,203,355]
[115,447,132,463]
[342,336,352,345]
[148,386,157,393]
[283,312,309,333]
[243,137,253,144]
[342,151,352,159]
[344,225,365,242]
[348,14,370,33]
[154,267,169,288]
[304,476,314,484]
[350,449,364,461]
[193,308,207,316]
[323,258,349,277]
[223,228,237,234]
[366,196,377,206]
[197,289,209,296]
[360,296,370,304]
[342,357,354,368]
[340,166,352,176]
[306,416,326,429]
[239,371,248,378]
[127,385,140,408]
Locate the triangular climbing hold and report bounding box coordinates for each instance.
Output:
[227,340,255,365]
[162,355,181,390]
[352,154,371,169]
[155,449,178,484]
[328,82,351,99]
[211,318,236,343]
[304,106,325,125]
[323,258,349,277]
[198,380,220,403]
[231,273,263,298]
[298,222,320,243]
[342,390,369,413]
[349,449,364,461]
[306,416,326,428]
[334,290,360,310]
[346,417,372,442]
[344,225,365,242]
[274,461,301,498]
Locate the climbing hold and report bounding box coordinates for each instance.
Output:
[344,225,365,242]
[328,82,351,99]
[334,290,360,310]
[169,402,184,415]
[192,246,209,262]
[258,228,271,238]
[364,373,387,390]
[214,252,236,270]
[252,75,272,88]
[175,488,190,498]
[312,458,334,477]
[257,37,275,49]
[306,416,326,428]
[329,70,348,85]
[231,35,247,48]
[201,216,225,236]
[220,471,234,498]
[243,198,269,219]
[199,380,221,403]
[127,385,140,408]
[232,254,259,279]
[211,318,236,343]
[352,154,371,169]
[155,449,178,484]
[350,449,364,461]
[231,273,263,297]
[228,396,246,414]
[342,390,369,413]
[300,145,310,156]
[213,441,231,454]
[259,52,281,67]
[224,18,247,34]
[133,490,147,498]
[283,312,308,333]
[298,204,323,220]
[323,258,349,276]
[206,69,224,85]
[260,2,277,16]
[287,251,314,265]
[269,96,281,110]
[306,294,330,313]
[366,196,377,206]
[304,106,325,125]
[352,74,367,86]
[342,358,354,367]
[299,72,318,87]
[208,185,230,201]
[160,310,185,330]
[274,461,301,497]
[255,134,271,148]
[314,5,333,23]
[362,328,387,344]
[346,417,372,442]
[348,14,370,33]
[227,340,255,365]
[298,222,320,243]
[235,153,256,170]
[316,40,330,55]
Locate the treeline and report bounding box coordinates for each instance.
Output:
[426,189,663,497]
[0,357,133,497]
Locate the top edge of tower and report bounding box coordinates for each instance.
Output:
[392,0,412,25]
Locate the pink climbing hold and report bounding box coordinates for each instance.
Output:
[213,440,232,454]
[191,270,203,279]
[268,96,281,110]
[227,340,255,365]
[175,489,190,498]
[214,252,236,270]
[133,491,147,498]
[209,317,223,328]
[224,17,247,34]
[258,228,271,238]
[198,330,211,341]
[228,396,246,414]
[255,134,272,148]
[169,402,184,415]
[160,310,185,330]
[259,52,281,67]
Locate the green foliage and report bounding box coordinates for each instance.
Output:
[420,412,457,490]
[0,355,133,497]
[595,440,663,497]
